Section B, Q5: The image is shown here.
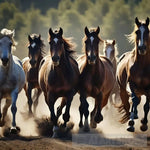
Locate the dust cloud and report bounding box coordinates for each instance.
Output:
[0,90,150,139]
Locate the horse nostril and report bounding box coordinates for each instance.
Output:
[52,55,60,62]
[29,60,36,66]
[1,58,9,65]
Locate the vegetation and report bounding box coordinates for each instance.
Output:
[0,0,149,59]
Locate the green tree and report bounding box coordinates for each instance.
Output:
[102,0,133,56]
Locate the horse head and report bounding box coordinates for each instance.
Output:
[135,17,149,55]
[104,40,116,61]
[49,27,64,66]
[84,26,100,65]
[0,29,15,66]
[28,34,42,67]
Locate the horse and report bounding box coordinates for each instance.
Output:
[103,40,120,105]
[78,26,115,131]
[22,34,46,116]
[38,28,79,137]
[116,17,150,132]
[0,28,25,134]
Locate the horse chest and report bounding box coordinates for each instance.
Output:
[130,66,150,89]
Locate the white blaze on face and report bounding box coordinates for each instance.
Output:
[90,36,94,45]
[54,38,58,44]
[106,47,112,59]
[31,42,36,48]
[139,26,145,47]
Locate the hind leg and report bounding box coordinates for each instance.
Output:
[0,99,11,127]
[57,97,66,118]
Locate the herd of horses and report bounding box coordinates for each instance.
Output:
[0,17,149,137]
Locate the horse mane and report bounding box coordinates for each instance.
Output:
[0,28,17,51]
[126,20,150,46]
[29,33,47,57]
[82,27,103,52]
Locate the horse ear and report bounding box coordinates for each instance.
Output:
[59,27,63,36]
[28,35,32,43]
[96,26,100,35]
[49,28,54,37]
[146,17,149,26]
[12,29,15,37]
[135,17,141,27]
[112,40,116,45]
[84,26,90,36]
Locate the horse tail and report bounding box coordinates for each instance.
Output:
[115,76,130,124]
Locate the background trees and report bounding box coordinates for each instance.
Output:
[0,0,149,59]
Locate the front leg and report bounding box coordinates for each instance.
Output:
[27,83,33,116]
[10,89,20,134]
[63,91,74,127]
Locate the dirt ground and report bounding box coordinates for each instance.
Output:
[0,91,150,150]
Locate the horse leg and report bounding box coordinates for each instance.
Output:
[140,98,149,132]
[0,99,11,127]
[26,83,33,116]
[127,91,139,132]
[62,91,74,127]
[119,87,130,123]
[33,88,42,114]
[90,101,97,128]
[94,92,103,123]
[57,97,66,118]
[46,93,58,137]
[10,90,20,134]
[79,92,89,131]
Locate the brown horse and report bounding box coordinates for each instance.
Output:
[38,28,79,137]
[78,27,115,131]
[116,17,150,132]
[22,34,46,116]
[103,40,120,105]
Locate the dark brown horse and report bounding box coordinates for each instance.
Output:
[78,27,115,131]
[38,28,79,137]
[22,34,46,116]
[116,17,150,132]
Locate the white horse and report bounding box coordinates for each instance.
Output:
[0,28,25,134]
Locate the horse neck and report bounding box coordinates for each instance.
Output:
[36,54,43,69]
[135,46,150,65]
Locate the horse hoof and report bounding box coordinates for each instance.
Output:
[134,114,138,119]
[140,124,148,132]
[127,126,135,132]
[90,121,97,128]
[10,126,20,134]
[79,122,83,128]
[83,125,90,132]
[94,115,103,123]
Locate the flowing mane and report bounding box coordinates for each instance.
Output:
[28,33,47,57]
[126,20,150,46]
[0,28,17,51]
[48,29,76,58]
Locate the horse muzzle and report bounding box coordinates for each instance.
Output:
[138,45,147,55]
[29,59,37,67]
[52,55,60,66]
[87,56,96,65]
[1,57,9,66]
